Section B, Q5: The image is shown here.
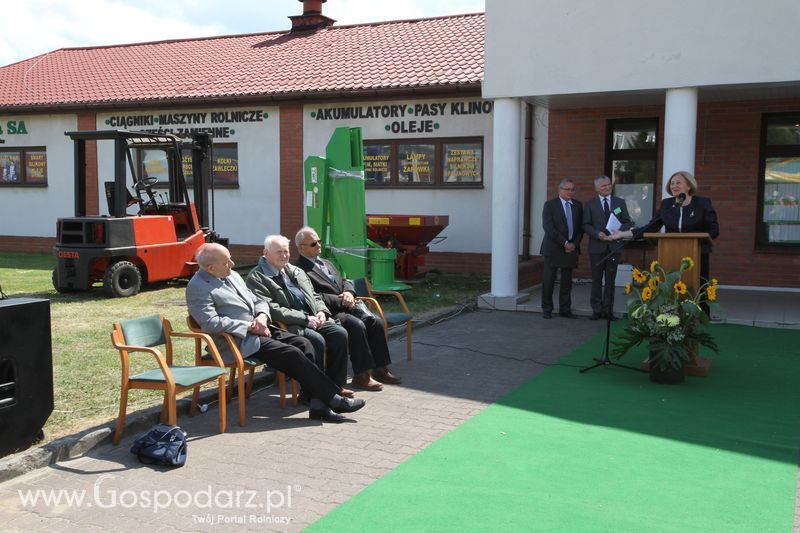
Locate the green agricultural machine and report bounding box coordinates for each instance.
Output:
[304,127,408,290]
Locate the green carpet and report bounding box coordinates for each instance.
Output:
[307,324,800,532]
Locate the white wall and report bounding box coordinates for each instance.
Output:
[484,0,800,99]
[303,97,494,254]
[0,114,77,237]
[95,106,280,245]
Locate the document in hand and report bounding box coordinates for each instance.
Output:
[605,212,622,233]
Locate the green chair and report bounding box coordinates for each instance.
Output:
[111,314,227,445]
[353,277,414,361]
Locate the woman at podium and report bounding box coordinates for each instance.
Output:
[632,170,719,282]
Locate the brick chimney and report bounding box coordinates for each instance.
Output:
[290,0,336,32]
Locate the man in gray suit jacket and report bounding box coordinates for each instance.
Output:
[186,243,364,423]
[583,175,633,320]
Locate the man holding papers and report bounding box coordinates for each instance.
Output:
[583,175,633,321]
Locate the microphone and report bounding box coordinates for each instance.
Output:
[674,192,686,206]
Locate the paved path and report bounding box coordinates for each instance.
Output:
[0,310,604,532]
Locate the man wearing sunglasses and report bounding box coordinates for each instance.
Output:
[293,226,402,389]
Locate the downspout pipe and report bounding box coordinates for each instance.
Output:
[522,103,533,259]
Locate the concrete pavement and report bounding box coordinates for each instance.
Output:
[0,309,605,532]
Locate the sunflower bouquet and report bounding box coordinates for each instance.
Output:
[610,257,719,371]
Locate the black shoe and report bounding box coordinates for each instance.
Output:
[608,314,618,322]
[559,312,577,319]
[542,311,552,319]
[590,312,601,320]
[309,408,346,423]
[333,397,366,414]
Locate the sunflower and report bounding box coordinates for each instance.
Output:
[673,280,687,295]
[632,268,647,284]
[681,257,695,271]
[625,282,632,295]
[641,287,653,301]
[711,278,719,286]
[707,285,717,301]
[649,260,659,273]
[648,277,658,291]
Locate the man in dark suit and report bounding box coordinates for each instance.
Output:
[583,175,633,320]
[293,226,402,388]
[540,178,583,319]
[186,243,364,423]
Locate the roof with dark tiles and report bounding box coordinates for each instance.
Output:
[0,13,484,110]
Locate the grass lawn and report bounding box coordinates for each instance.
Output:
[0,252,488,442]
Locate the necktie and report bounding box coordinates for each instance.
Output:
[317,259,335,282]
[565,201,574,240]
[282,271,308,311]
[603,197,610,220]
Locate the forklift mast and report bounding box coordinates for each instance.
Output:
[54,130,221,297]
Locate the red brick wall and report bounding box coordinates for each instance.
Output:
[547,99,800,288]
[279,105,304,241]
[424,251,490,273]
[76,112,99,215]
[0,236,55,253]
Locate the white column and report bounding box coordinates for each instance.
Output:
[490,97,521,298]
[662,87,698,194]
[531,106,549,258]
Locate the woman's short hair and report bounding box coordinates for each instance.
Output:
[667,171,698,195]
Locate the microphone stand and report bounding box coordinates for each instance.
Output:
[580,235,646,374]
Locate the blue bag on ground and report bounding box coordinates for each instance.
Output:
[130,424,187,467]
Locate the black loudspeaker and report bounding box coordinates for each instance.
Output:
[0,298,54,457]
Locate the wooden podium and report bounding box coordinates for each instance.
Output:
[642,232,713,376]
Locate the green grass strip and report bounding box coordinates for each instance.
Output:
[308,324,800,532]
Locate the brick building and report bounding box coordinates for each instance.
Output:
[1,0,799,300]
[0,2,491,274]
[482,0,800,306]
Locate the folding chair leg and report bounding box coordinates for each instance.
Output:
[236,368,246,427]
[291,379,299,406]
[189,387,199,417]
[165,393,177,426]
[113,385,130,445]
[218,376,227,434]
[406,322,413,361]
[160,394,170,423]
[246,367,255,398]
[278,371,287,408]
[227,368,236,402]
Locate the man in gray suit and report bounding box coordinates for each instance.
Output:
[186,243,365,423]
[583,175,633,321]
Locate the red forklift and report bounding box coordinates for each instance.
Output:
[53,130,226,297]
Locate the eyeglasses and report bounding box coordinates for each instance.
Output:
[304,240,321,247]
[560,187,575,192]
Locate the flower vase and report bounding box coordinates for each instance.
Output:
[648,355,685,384]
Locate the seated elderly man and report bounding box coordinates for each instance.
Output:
[245,235,353,392]
[186,243,364,423]
[293,226,401,387]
